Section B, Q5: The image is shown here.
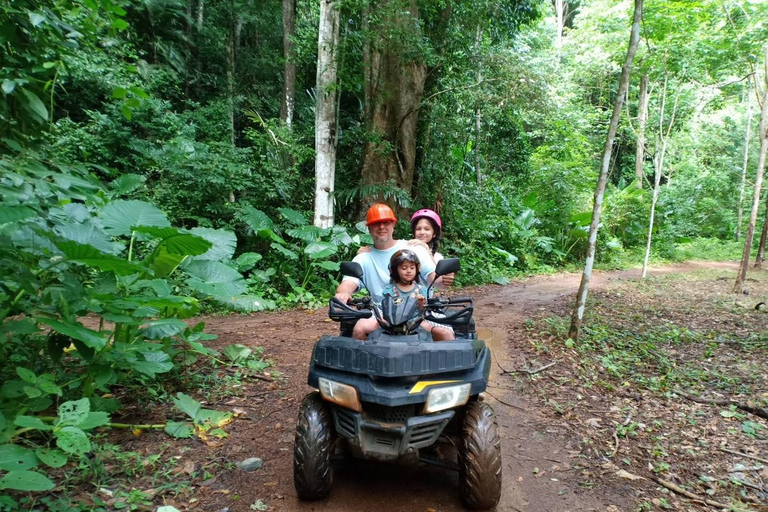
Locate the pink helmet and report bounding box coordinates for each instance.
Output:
[410,209,442,236]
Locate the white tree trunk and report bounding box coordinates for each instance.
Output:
[737,90,752,240]
[734,48,768,294]
[555,0,565,48]
[642,77,678,278]
[314,0,340,228]
[635,74,649,188]
[568,0,643,341]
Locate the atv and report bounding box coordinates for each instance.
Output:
[293,258,502,510]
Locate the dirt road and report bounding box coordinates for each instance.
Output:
[190,261,739,512]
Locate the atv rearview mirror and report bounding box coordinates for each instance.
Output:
[426,257,460,297]
[340,261,364,279]
[435,258,460,276]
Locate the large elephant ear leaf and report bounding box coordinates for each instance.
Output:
[277,207,308,226]
[100,200,170,237]
[305,242,337,260]
[184,261,247,297]
[189,228,237,262]
[134,226,212,256]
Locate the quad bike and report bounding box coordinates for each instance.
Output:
[293,258,502,510]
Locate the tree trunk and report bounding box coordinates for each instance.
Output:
[635,74,649,188]
[314,0,340,228]
[226,13,235,147]
[196,0,203,30]
[642,76,678,278]
[568,0,643,341]
[555,0,565,48]
[359,0,427,209]
[734,48,768,293]
[755,200,768,268]
[474,25,483,187]
[737,90,752,241]
[280,0,297,127]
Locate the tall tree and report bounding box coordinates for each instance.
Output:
[738,90,752,241]
[734,49,768,293]
[280,0,296,127]
[568,0,643,341]
[314,0,340,228]
[359,0,427,208]
[634,74,650,188]
[641,75,679,279]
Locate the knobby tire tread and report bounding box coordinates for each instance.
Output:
[459,401,502,510]
[293,392,334,500]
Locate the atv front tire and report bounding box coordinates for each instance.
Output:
[459,401,502,510]
[293,392,334,500]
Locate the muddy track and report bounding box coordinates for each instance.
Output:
[188,261,738,512]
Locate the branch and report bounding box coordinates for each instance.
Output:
[501,362,556,375]
[719,447,768,465]
[651,476,732,509]
[675,389,768,420]
[398,78,500,130]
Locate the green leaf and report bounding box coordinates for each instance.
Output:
[28,12,45,26]
[134,226,211,256]
[57,398,90,427]
[16,367,36,384]
[140,319,188,339]
[14,416,53,431]
[149,246,187,278]
[108,174,145,196]
[54,221,124,255]
[185,260,247,297]
[189,227,237,261]
[121,104,132,120]
[112,18,129,30]
[0,205,35,225]
[0,445,38,471]
[305,242,337,260]
[164,422,193,439]
[223,344,252,363]
[270,243,298,260]
[100,200,170,236]
[214,295,275,312]
[172,393,201,421]
[0,470,54,491]
[278,207,308,226]
[2,80,16,94]
[234,252,262,272]
[20,88,48,122]
[286,226,324,243]
[312,260,340,271]
[37,379,62,396]
[56,426,91,455]
[77,412,110,430]
[53,240,142,275]
[132,349,173,376]
[35,448,67,468]
[112,87,127,99]
[37,319,108,350]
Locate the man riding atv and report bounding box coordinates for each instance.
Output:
[334,204,447,339]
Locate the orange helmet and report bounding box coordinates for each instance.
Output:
[366,203,397,226]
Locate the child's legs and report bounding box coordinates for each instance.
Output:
[431,326,455,341]
[422,322,455,341]
[352,317,379,340]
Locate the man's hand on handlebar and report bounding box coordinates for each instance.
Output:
[441,272,455,286]
[335,292,352,304]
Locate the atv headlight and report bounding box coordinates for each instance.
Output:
[424,383,471,413]
[318,378,362,412]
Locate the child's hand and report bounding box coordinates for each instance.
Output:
[416,293,426,310]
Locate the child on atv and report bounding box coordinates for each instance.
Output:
[355,249,454,341]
